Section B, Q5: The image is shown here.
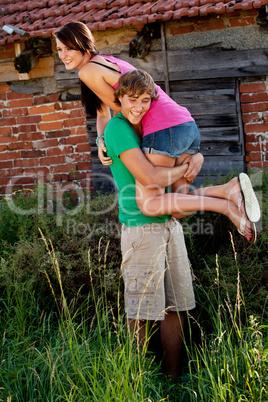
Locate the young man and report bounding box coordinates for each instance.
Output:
[104,70,203,378]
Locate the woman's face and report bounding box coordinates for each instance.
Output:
[119,92,152,125]
[56,39,88,70]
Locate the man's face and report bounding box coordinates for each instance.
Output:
[119,92,152,125]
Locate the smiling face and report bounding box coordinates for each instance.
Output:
[119,92,152,125]
[56,39,89,70]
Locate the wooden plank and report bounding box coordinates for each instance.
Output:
[200,142,242,156]
[181,101,237,116]
[166,48,268,81]
[194,114,238,127]
[29,56,54,79]
[199,156,245,176]
[199,127,239,142]
[170,78,236,91]
[0,56,54,82]
[171,88,236,103]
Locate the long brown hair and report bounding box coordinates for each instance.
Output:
[54,22,101,116]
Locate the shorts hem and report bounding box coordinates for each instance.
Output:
[142,146,199,158]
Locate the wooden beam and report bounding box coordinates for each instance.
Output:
[0,56,54,83]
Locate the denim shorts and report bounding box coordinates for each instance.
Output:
[141,121,201,158]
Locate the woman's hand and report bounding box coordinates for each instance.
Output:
[98,139,113,165]
[183,152,204,182]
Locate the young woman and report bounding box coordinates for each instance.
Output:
[54,21,203,187]
[109,69,260,243]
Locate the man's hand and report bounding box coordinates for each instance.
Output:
[98,139,113,166]
[183,153,204,183]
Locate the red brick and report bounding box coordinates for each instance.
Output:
[195,18,225,31]
[0,150,20,161]
[29,105,55,115]
[240,82,267,93]
[0,144,8,152]
[0,178,11,186]
[244,123,268,134]
[7,92,32,100]
[45,129,71,139]
[52,163,77,173]
[63,117,86,128]
[3,108,28,117]
[245,143,261,152]
[8,141,33,151]
[62,101,82,110]
[70,126,87,135]
[0,135,17,143]
[77,161,91,171]
[35,139,58,149]
[0,127,12,136]
[23,167,50,176]
[17,115,42,125]
[21,150,46,159]
[39,121,63,131]
[42,112,69,122]
[14,159,38,168]
[77,143,91,152]
[241,102,268,113]
[68,171,88,181]
[1,117,16,126]
[39,155,65,166]
[1,167,23,177]
[0,84,10,93]
[65,134,88,145]
[0,160,13,169]
[66,153,90,163]
[47,146,74,156]
[170,24,195,35]
[8,99,33,108]
[13,125,37,134]
[246,152,262,162]
[69,109,85,118]
[229,16,255,27]
[18,132,44,141]
[240,93,268,103]
[242,113,262,124]
[33,94,59,105]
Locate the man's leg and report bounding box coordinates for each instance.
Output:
[128,318,146,346]
[160,311,184,378]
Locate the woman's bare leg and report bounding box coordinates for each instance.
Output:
[137,181,252,239]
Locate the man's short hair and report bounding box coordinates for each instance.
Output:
[114,69,159,106]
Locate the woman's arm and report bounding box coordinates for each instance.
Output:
[79,63,121,165]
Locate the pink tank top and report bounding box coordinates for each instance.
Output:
[96,55,194,136]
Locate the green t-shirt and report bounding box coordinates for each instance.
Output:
[105,113,171,227]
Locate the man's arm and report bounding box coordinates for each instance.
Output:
[120,147,190,189]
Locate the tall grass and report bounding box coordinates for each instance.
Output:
[0,169,267,400]
[0,232,267,401]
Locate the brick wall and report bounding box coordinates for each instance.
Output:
[0,83,92,197]
[240,78,268,171]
